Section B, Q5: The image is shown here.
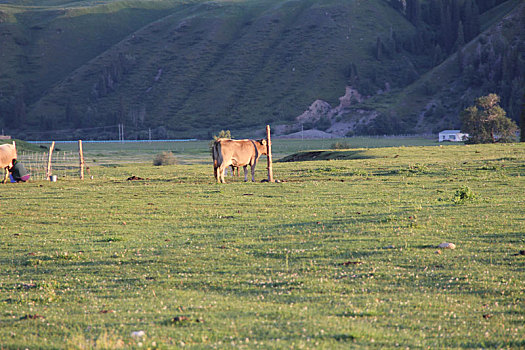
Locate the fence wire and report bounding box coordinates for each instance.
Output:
[19,151,81,181]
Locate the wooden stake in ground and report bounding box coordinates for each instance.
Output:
[46,141,55,180]
[78,140,85,180]
[266,125,274,183]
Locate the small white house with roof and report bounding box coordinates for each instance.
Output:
[439,130,469,142]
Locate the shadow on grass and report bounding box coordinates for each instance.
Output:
[247,244,382,261]
[461,340,525,349]
[316,333,356,342]
[478,231,524,244]
[277,150,374,162]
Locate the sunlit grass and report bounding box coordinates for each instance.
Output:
[0,142,523,348]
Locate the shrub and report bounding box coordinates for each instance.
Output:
[153,152,177,166]
[331,141,351,150]
[214,130,231,140]
[407,163,429,174]
[209,130,232,150]
[452,186,476,205]
[315,116,331,131]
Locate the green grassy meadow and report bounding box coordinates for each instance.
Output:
[0,140,524,348]
[29,137,441,164]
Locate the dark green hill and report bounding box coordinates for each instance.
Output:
[353,0,525,135]
[0,0,523,140]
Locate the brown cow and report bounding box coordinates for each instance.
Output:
[0,141,17,183]
[212,138,267,183]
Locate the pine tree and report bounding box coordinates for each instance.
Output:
[118,96,126,124]
[440,0,453,52]
[432,44,443,67]
[520,93,525,142]
[390,0,405,12]
[376,37,383,60]
[348,63,359,86]
[457,46,464,73]
[454,21,465,51]
[450,0,461,49]
[428,0,442,26]
[65,99,74,124]
[14,91,26,129]
[406,0,421,26]
[462,0,480,42]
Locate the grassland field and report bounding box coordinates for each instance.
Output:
[0,138,524,348]
[29,137,441,165]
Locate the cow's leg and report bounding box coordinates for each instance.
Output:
[214,165,218,182]
[243,166,248,182]
[219,165,224,183]
[2,169,8,184]
[219,164,227,183]
[251,164,256,182]
[216,167,222,183]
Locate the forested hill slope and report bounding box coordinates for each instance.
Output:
[348,0,525,136]
[0,0,523,140]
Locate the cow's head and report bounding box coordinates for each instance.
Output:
[256,139,268,155]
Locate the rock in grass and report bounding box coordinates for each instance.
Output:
[438,242,456,249]
[131,331,145,338]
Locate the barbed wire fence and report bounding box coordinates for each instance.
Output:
[18,141,86,181]
[19,151,82,180]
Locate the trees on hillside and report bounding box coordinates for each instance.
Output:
[406,0,421,26]
[390,0,481,56]
[460,93,518,143]
[462,0,480,42]
[520,94,525,142]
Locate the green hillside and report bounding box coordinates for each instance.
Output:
[0,0,523,139]
[353,0,525,135]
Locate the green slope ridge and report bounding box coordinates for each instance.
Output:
[2,0,418,138]
[0,0,523,139]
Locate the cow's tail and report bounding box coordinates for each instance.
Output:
[212,140,223,182]
[211,140,217,167]
[213,140,223,167]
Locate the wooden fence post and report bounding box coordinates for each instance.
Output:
[266,125,274,183]
[46,141,55,180]
[79,140,85,180]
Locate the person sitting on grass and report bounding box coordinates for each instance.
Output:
[9,159,30,183]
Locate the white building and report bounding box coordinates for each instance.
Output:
[439,130,469,142]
